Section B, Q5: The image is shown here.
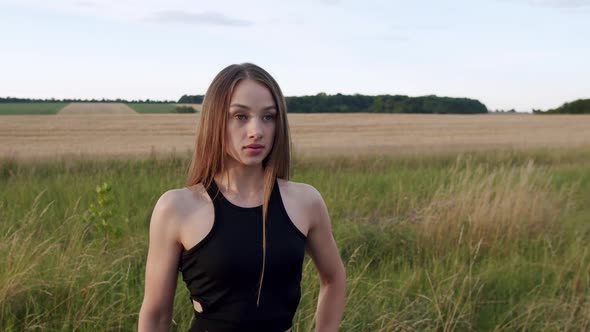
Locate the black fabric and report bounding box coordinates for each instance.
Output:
[179,178,306,332]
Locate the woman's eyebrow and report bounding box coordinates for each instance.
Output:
[230,103,276,111]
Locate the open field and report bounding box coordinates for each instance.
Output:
[1,149,589,331]
[126,103,176,113]
[58,102,138,115]
[127,103,201,114]
[176,103,202,112]
[2,111,590,330]
[1,113,590,161]
[0,102,67,115]
[0,103,202,115]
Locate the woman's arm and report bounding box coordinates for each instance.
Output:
[138,191,183,332]
[304,186,346,332]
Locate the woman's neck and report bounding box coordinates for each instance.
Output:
[214,160,266,198]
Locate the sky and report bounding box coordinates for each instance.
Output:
[1,0,589,112]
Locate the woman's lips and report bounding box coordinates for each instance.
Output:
[244,144,264,155]
[244,146,264,155]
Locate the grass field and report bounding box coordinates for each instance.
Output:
[2,113,590,161]
[1,148,589,331]
[127,103,200,113]
[0,103,201,115]
[0,103,67,115]
[127,103,179,113]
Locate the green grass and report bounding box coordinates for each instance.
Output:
[127,103,181,113]
[1,147,590,331]
[0,103,68,115]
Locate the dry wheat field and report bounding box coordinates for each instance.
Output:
[58,102,138,115]
[2,111,590,160]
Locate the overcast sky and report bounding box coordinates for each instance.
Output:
[1,0,588,111]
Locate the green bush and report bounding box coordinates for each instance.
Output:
[173,106,196,113]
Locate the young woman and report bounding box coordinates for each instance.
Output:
[138,63,346,332]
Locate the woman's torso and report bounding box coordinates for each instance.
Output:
[177,178,310,258]
[174,178,312,332]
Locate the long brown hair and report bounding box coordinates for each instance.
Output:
[185,63,291,306]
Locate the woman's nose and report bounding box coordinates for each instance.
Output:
[247,118,263,138]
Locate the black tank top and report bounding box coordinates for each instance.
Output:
[178,178,307,332]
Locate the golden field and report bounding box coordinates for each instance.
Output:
[1,112,590,161]
[58,102,138,115]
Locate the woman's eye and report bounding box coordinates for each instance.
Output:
[263,115,275,121]
[235,114,247,120]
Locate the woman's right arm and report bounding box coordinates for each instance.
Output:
[138,191,183,332]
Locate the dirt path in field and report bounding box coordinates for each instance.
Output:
[1,113,590,161]
[58,103,138,115]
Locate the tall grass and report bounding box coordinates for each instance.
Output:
[418,158,570,254]
[1,148,589,331]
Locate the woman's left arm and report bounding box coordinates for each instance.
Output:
[304,185,346,332]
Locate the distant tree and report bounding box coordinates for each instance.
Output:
[544,99,590,114]
[178,95,204,104]
[283,93,487,114]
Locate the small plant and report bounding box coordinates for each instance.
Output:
[82,182,122,242]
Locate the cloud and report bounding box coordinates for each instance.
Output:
[146,10,254,27]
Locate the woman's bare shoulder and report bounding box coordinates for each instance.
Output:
[277,178,324,208]
[153,184,211,225]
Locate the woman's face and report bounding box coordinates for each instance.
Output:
[225,79,277,167]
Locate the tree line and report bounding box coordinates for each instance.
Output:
[5,95,588,114]
[0,97,176,103]
[536,99,590,114]
[286,93,488,114]
[179,93,488,114]
[177,95,205,104]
